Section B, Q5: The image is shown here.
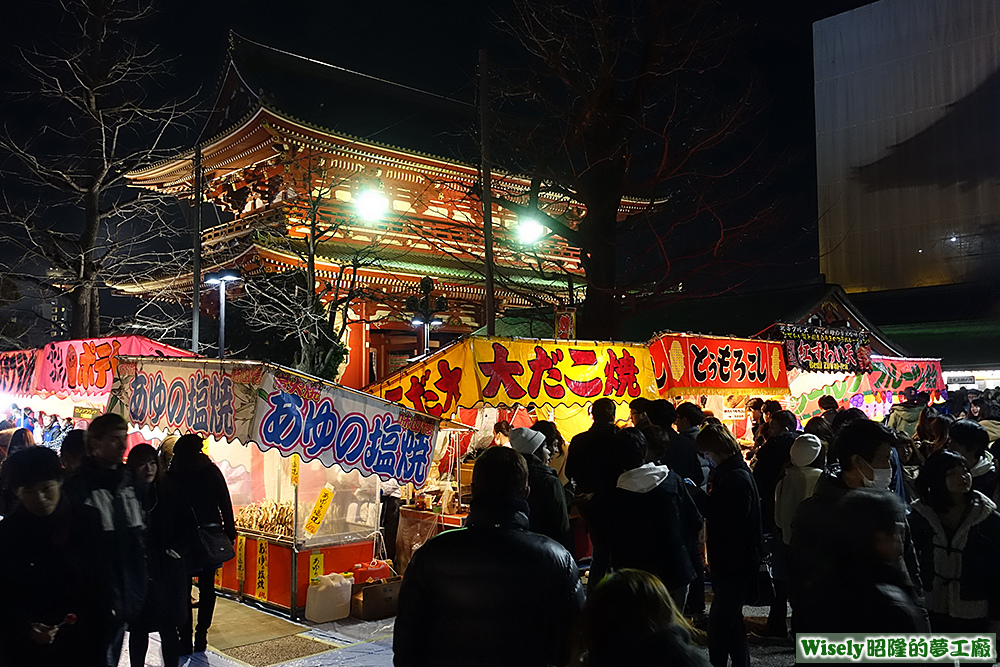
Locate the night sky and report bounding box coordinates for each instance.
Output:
[0,0,877,331]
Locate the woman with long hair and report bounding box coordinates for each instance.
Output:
[909,450,1000,632]
[573,569,707,666]
[125,444,188,667]
[696,423,763,667]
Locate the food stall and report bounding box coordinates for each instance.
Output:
[768,324,946,422]
[367,334,659,567]
[0,336,193,434]
[106,356,441,619]
[647,332,791,441]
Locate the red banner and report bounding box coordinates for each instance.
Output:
[649,333,790,397]
[868,356,945,393]
[35,336,194,396]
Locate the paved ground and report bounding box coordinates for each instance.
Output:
[121,598,796,667]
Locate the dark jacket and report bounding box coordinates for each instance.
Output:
[909,491,1000,624]
[130,480,197,633]
[525,454,572,552]
[62,459,148,623]
[0,498,112,667]
[703,455,763,579]
[662,428,705,486]
[824,562,929,634]
[565,422,619,494]
[168,452,236,572]
[394,498,584,667]
[751,430,797,534]
[790,470,922,632]
[590,464,702,590]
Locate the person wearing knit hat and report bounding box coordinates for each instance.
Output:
[774,434,825,545]
[510,426,572,550]
[509,427,546,457]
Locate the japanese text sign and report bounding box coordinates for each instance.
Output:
[868,356,945,393]
[36,336,193,396]
[0,350,38,396]
[776,324,872,374]
[108,357,440,488]
[369,336,658,420]
[649,333,790,397]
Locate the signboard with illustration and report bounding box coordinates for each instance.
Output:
[649,333,790,397]
[108,357,440,488]
[367,336,658,420]
[776,324,872,374]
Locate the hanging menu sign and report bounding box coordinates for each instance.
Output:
[777,324,872,374]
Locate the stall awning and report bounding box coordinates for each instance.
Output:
[367,336,659,420]
[649,333,790,397]
[108,357,443,488]
[0,335,195,400]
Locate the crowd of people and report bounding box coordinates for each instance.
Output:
[395,387,1000,667]
[0,405,76,453]
[0,414,235,667]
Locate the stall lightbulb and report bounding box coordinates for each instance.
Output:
[517,217,546,244]
[356,189,389,222]
[412,317,424,326]
[430,317,444,327]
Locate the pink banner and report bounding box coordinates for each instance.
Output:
[35,336,194,396]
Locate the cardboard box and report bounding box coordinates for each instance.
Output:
[350,576,402,620]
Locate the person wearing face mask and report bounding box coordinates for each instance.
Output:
[0,447,111,666]
[909,450,1000,633]
[788,419,921,632]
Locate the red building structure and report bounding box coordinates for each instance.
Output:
[125,35,643,388]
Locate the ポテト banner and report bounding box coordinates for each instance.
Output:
[109,357,439,488]
[775,324,872,374]
[367,336,658,420]
[649,333,790,397]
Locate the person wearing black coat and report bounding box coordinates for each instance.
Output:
[823,490,929,634]
[0,447,112,667]
[511,427,572,552]
[565,398,620,495]
[167,434,236,654]
[589,428,702,607]
[695,424,763,667]
[394,447,584,667]
[61,414,147,666]
[126,444,194,667]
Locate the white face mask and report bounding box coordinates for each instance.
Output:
[860,458,893,489]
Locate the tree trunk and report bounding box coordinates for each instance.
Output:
[576,171,624,340]
[70,283,92,339]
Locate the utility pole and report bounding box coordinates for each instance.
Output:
[479,49,496,336]
[191,146,202,353]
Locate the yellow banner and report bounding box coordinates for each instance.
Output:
[290,454,300,487]
[236,535,246,581]
[303,483,335,537]
[309,552,324,581]
[255,540,268,600]
[368,336,657,420]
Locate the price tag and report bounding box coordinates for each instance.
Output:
[255,540,268,600]
[236,535,246,582]
[303,483,335,537]
[309,552,324,581]
[290,454,300,487]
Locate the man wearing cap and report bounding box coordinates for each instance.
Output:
[510,427,572,550]
[394,447,584,667]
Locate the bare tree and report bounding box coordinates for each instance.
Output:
[235,146,388,379]
[484,0,783,338]
[0,0,195,339]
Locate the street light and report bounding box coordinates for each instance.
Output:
[517,216,547,245]
[355,188,389,222]
[205,268,241,360]
[405,276,448,358]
